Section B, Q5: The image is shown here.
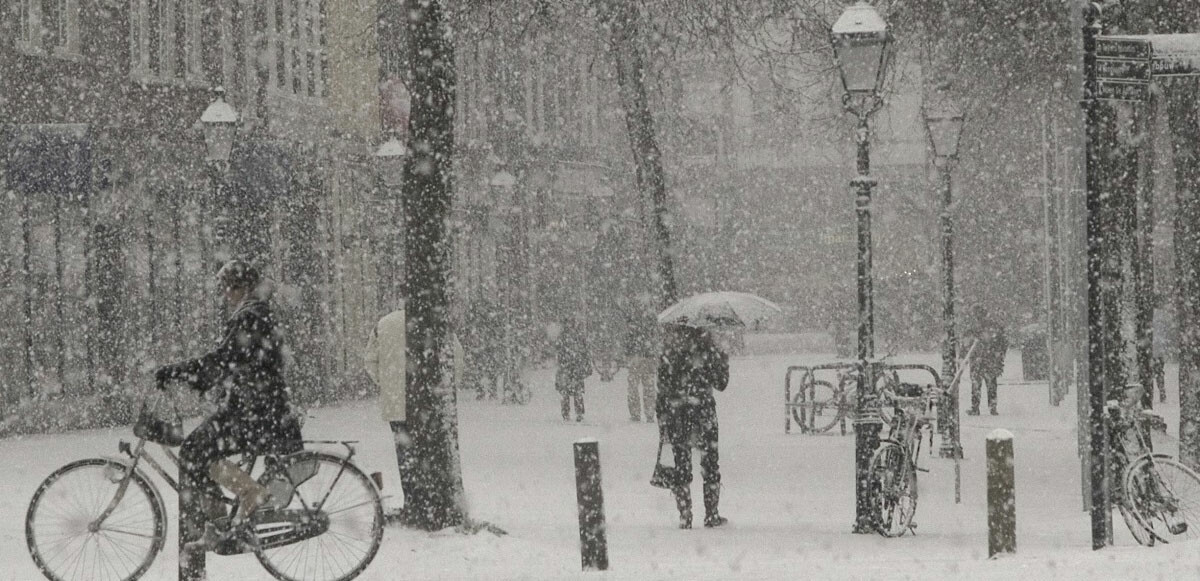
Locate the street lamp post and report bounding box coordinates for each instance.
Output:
[374,134,410,308]
[200,86,239,264]
[831,1,891,534]
[924,94,965,460]
[186,85,240,581]
[490,166,520,402]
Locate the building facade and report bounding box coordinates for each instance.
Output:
[0,1,382,409]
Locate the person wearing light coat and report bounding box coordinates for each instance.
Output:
[365,304,413,506]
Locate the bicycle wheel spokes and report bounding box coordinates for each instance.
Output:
[26,459,166,581]
[870,444,917,538]
[256,453,384,581]
[791,379,841,434]
[1127,457,1200,543]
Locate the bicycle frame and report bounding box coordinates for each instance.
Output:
[94,436,363,533]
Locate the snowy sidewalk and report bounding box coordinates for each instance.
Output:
[2,352,1198,580]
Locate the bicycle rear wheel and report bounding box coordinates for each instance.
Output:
[255,452,384,581]
[26,458,166,581]
[1125,455,1200,544]
[791,379,842,434]
[869,443,917,537]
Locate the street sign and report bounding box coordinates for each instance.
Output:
[1146,33,1200,77]
[1096,37,1151,60]
[1096,81,1149,102]
[1152,52,1200,77]
[1096,58,1151,82]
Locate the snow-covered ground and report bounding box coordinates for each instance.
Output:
[4,349,1199,580]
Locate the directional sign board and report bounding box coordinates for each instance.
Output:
[1094,34,1200,101]
[1096,58,1151,82]
[1096,81,1150,102]
[1096,37,1152,60]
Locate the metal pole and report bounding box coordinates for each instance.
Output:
[852,114,881,534]
[1082,2,1110,550]
[938,160,962,459]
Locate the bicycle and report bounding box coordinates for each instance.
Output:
[868,381,942,537]
[25,391,385,581]
[1108,394,1200,546]
[787,365,898,435]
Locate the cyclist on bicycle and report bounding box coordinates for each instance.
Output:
[154,259,302,538]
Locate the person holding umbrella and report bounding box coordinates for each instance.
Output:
[657,323,730,528]
[654,291,779,528]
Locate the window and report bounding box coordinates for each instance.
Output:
[267,0,323,98]
[131,0,205,83]
[16,0,79,56]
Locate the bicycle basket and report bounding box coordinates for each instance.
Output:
[133,403,185,447]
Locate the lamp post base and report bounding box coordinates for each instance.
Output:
[852,415,882,534]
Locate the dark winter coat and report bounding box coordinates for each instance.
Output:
[656,326,729,448]
[162,299,294,445]
[966,316,1008,379]
[556,320,592,394]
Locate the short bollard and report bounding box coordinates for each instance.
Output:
[986,429,1016,558]
[574,438,609,571]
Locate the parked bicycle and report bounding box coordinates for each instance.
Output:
[25,391,385,581]
[1108,393,1200,546]
[869,381,943,537]
[788,365,898,435]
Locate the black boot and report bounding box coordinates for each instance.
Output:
[703,483,727,528]
[673,485,692,529]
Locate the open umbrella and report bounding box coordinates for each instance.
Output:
[657,291,782,328]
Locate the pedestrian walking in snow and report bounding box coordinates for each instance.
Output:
[965,305,1007,416]
[624,302,660,423]
[464,299,502,400]
[364,301,416,519]
[657,323,729,528]
[556,316,592,422]
[1152,355,1166,403]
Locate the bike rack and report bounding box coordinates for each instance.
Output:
[785,361,944,436]
[784,362,857,435]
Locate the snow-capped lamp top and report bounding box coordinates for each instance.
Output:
[374,135,409,186]
[831,2,887,39]
[831,2,891,96]
[374,135,410,160]
[200,86,239,162]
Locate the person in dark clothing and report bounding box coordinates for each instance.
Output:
[464,299,502,400]
[624,304,660,422]
[556,316,593,422]
[965,305,1008,416]
[155,260,301,536]
[657,324,730,529]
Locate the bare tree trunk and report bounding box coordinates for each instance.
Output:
[398,0,464,531]
[598,0,679,309]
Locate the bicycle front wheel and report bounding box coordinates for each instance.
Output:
[791,379,842,434]
[1125,455,1200,544]
[870,443,917,537]
[255,452,384,581]
[26,458,166,581]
